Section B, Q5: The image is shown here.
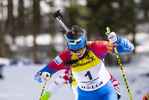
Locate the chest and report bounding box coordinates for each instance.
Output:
[71,51,101,72]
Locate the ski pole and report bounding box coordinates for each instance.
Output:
[39,83,46,100]
[106,27,133,100]
[39,72,51,100]
[52,10,69,34]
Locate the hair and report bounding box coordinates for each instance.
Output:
[66,25,83,39]
[64,25,89,65]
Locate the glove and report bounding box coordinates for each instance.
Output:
[34,72,42,83]
[107,32,118,43]
[34,72,51,83]
[41,91,52,100]
[40,72,51,83]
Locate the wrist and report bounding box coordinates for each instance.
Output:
[40,72,51,83]
[116,36,121,44]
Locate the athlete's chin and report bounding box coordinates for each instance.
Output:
[77,54,83,58]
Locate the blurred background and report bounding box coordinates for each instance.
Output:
[0,0,148,63]
[0,0,149,100]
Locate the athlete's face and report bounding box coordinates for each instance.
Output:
[73,47,86,58]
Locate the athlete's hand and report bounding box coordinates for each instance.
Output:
[40,72,51,83]
[34,72,51,83]
[106,32,118,43]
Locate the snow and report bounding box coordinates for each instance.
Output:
[0,32,149,100]
[107,53,149,100]
[1,54,149,100]
[0,66,74,100]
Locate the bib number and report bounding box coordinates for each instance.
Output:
[85,71,93,80]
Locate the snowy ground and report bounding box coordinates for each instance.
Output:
[0,32,149,100]
[0,65,75,100]
[0,53,149,100]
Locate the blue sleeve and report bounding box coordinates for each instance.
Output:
[39,65,56,75]
[38,65,70,76]
[112,36,134,53]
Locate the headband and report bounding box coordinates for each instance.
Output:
[67,33,86,50]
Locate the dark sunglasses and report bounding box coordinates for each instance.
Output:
[71,47,85,53]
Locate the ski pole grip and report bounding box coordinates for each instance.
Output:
[106,27,111,34]
[53,10,63,19]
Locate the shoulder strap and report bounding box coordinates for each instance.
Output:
[66,45,104,85]
[66,47,73,85]
[66,47,72,72]
[66,47,71,61]
[87,44,103,60]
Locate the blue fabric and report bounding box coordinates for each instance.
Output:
[34,72,42,83]
[77,80,118,100]
[113,36,134,54]
[34,65,55,83]
[39,65,56,75]
[67,33,86,50]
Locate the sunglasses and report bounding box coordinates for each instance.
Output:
[71,47,85,53]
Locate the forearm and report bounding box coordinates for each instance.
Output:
[113,36,134,53]
[39,65,57,75]
[47,70,70,94]
[46,80,65,94]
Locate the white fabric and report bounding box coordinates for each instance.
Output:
[47,80,64,94]
[71,85,78,100]
[108,32,117,43]
[40,72,51,83]
[72,61,110,91]
[47,70,70,94]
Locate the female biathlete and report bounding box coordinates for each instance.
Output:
[34,25,134,100]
